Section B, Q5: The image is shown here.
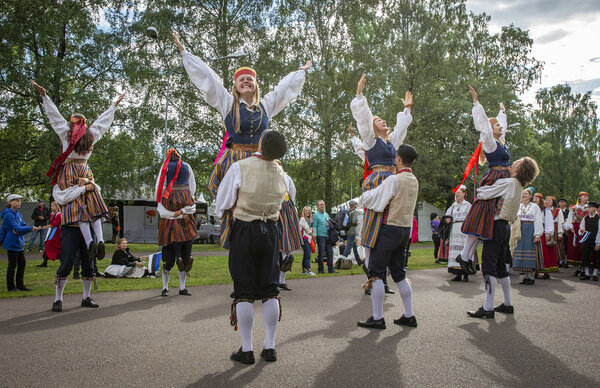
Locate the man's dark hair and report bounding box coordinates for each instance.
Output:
[430,212,438,221]
[397,144,418,166]
[261,130,287,160]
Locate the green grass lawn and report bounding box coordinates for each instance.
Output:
[1,244,449,299]
[0,243,225,255]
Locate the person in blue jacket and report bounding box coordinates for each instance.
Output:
[1,194,41,291]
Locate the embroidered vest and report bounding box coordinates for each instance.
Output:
[224,102,269,145]
[364,138,396,167]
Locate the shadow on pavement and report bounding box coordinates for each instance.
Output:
[187,360,268,387]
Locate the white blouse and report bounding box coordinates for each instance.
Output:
[42,95,116,161]
[350,95,412,151]
[445,200,471,222]
[472,102,507,154]
[351,136,365,162]
[181,50,306,120]
[545,208,565,237]
[517,202,544,238]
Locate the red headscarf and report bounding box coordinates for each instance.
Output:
[46,115,88,185]
[156,148,182,203]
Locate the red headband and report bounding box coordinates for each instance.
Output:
[234,67,256,80]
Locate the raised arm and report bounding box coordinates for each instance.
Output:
[350,74,377,150]
[175,33,233,119]
[88,95,122,143]
[350,123,366,162]
[476,178,515,201]
[497,102,507,145]
[261,60,310,119]
[359,175,399,212]
[389,91,414,149]
[469,85,496,154]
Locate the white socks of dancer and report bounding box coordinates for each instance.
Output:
[371,279,385,320]
[178,271,187,290]
[162,270,170,290]
[78,219,104,246]
[461,235,479,262]
[584,267,590,276]
[91,219,104,242]
[279,271,287,284]
[483,276,497,311]
[593,268,598,277]
[236,302,255,352]
[262,299,279,350]
[499,276,512,306]
[54,279,67,302]
[82,278,92,300]
[396,279,414,318]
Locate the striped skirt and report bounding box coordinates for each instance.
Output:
[279,199,303,253]
[158,186,198,246]
[512,222,544,272]
[361,170,393,248]
[567,222,583,264]
[461,169,510,240]
[56,160,108,225]
[208,148,254,197]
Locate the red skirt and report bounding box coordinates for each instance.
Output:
[43,213,62,261]
[567,222,583,264]
[158,187,198,246]
[540,235,558,273]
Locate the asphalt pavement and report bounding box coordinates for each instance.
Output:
[1,267,599,387]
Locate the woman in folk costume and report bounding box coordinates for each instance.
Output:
[564,192,589,269]
[437,215,453,262]
[155,149,198,297]
[350,74,413,260]
[538,195,564,278]
[37,202,62,268]
[512,188,544,285]
[33,81,124,262]
[455,85,509,275]
[446,185,473,281]
[277,168,303,291]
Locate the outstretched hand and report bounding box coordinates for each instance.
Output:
[499,102,505,112]
[401,91,413,108]
[356,74,366,96]
[173,31,185,53]
[468,85,478,103]
[32,81,46,97]
[301,60,312,72]
[113,93,125,107]
[349,123,355,138]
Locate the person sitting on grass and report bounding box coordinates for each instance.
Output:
[104,238,149,278]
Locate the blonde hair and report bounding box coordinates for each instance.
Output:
[301,206,313,221]
[372,116,390,141]
[229,80,263,133]
[117,238,127,247]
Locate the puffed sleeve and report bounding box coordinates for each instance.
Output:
[557,210,564,237]
[42,95,69,143]
[52,184,86,206]
[350,95,376,150]
[543,209,554,235]
[564,209,574,231]
[533,206,543,237]
[359,175,399,212]
[476,178,515,201]
[579,217,586,236]
[284,173,296,202]
[88,105,116,143]
[181,50,234,119]
[215,162,242,218]
[351,136,365,162]
[389,108,412,149]
[187,163,196,202]
[261,69,306,119]
[497,109,507,145]
[472,102,497,154]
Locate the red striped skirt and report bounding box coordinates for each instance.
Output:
[461,169,510,240]
[279,199,303,253]
[56,160,108,225]
[361,170,393,248]
[158,186,198,246]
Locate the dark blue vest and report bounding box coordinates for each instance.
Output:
[224,102,269,146]
[484,140,510,167]
[166,161,190,185]
[365,138,396,167]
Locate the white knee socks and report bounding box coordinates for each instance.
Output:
[483,276,497,311]
[162,270,170,290]
[279,271,286,284]
[236,302,254,352]
[461,235,479,262]
[54,279,67,302]
[584,267,590,276]
[396,279,414,318]
[78,222,93,246]
[364,247,371,281]
[178,271,186,290]
[371,279,385,320]
[499,276,512,306]
[593,268,598,277]
[91,219,104,242]
[82,278,92,300]
[262,299,279,350]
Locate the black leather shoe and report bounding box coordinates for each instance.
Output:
[260,348,277,362]
[364,288,371,295]
[356,259,364,266]
[394,315,417,327]
[593,276,599,281]
[541,273,550,279]
[357,316,386,329]
[573,270,581,276]
[17,286,32,291]
[384,285,395,294]
[462,274,469,282]
[179,288,192,296]
[328,269,337,274]
[81,297,99,308]
[231,348,255,364]
[37,263,48,268]
[450,274,462,281]
[563,263,569,269]
[96,241,105,260]
[88,241,97,262]
[520,278,534,285]
[580,275,591,281]
[161,289,169,297]
[51,300,62,312]
[474,264,481,271]
[494,303,514,314]
[279,283,291,291]
[7,287,17,292]
[467,307,494,319]
[456,255,476,275]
